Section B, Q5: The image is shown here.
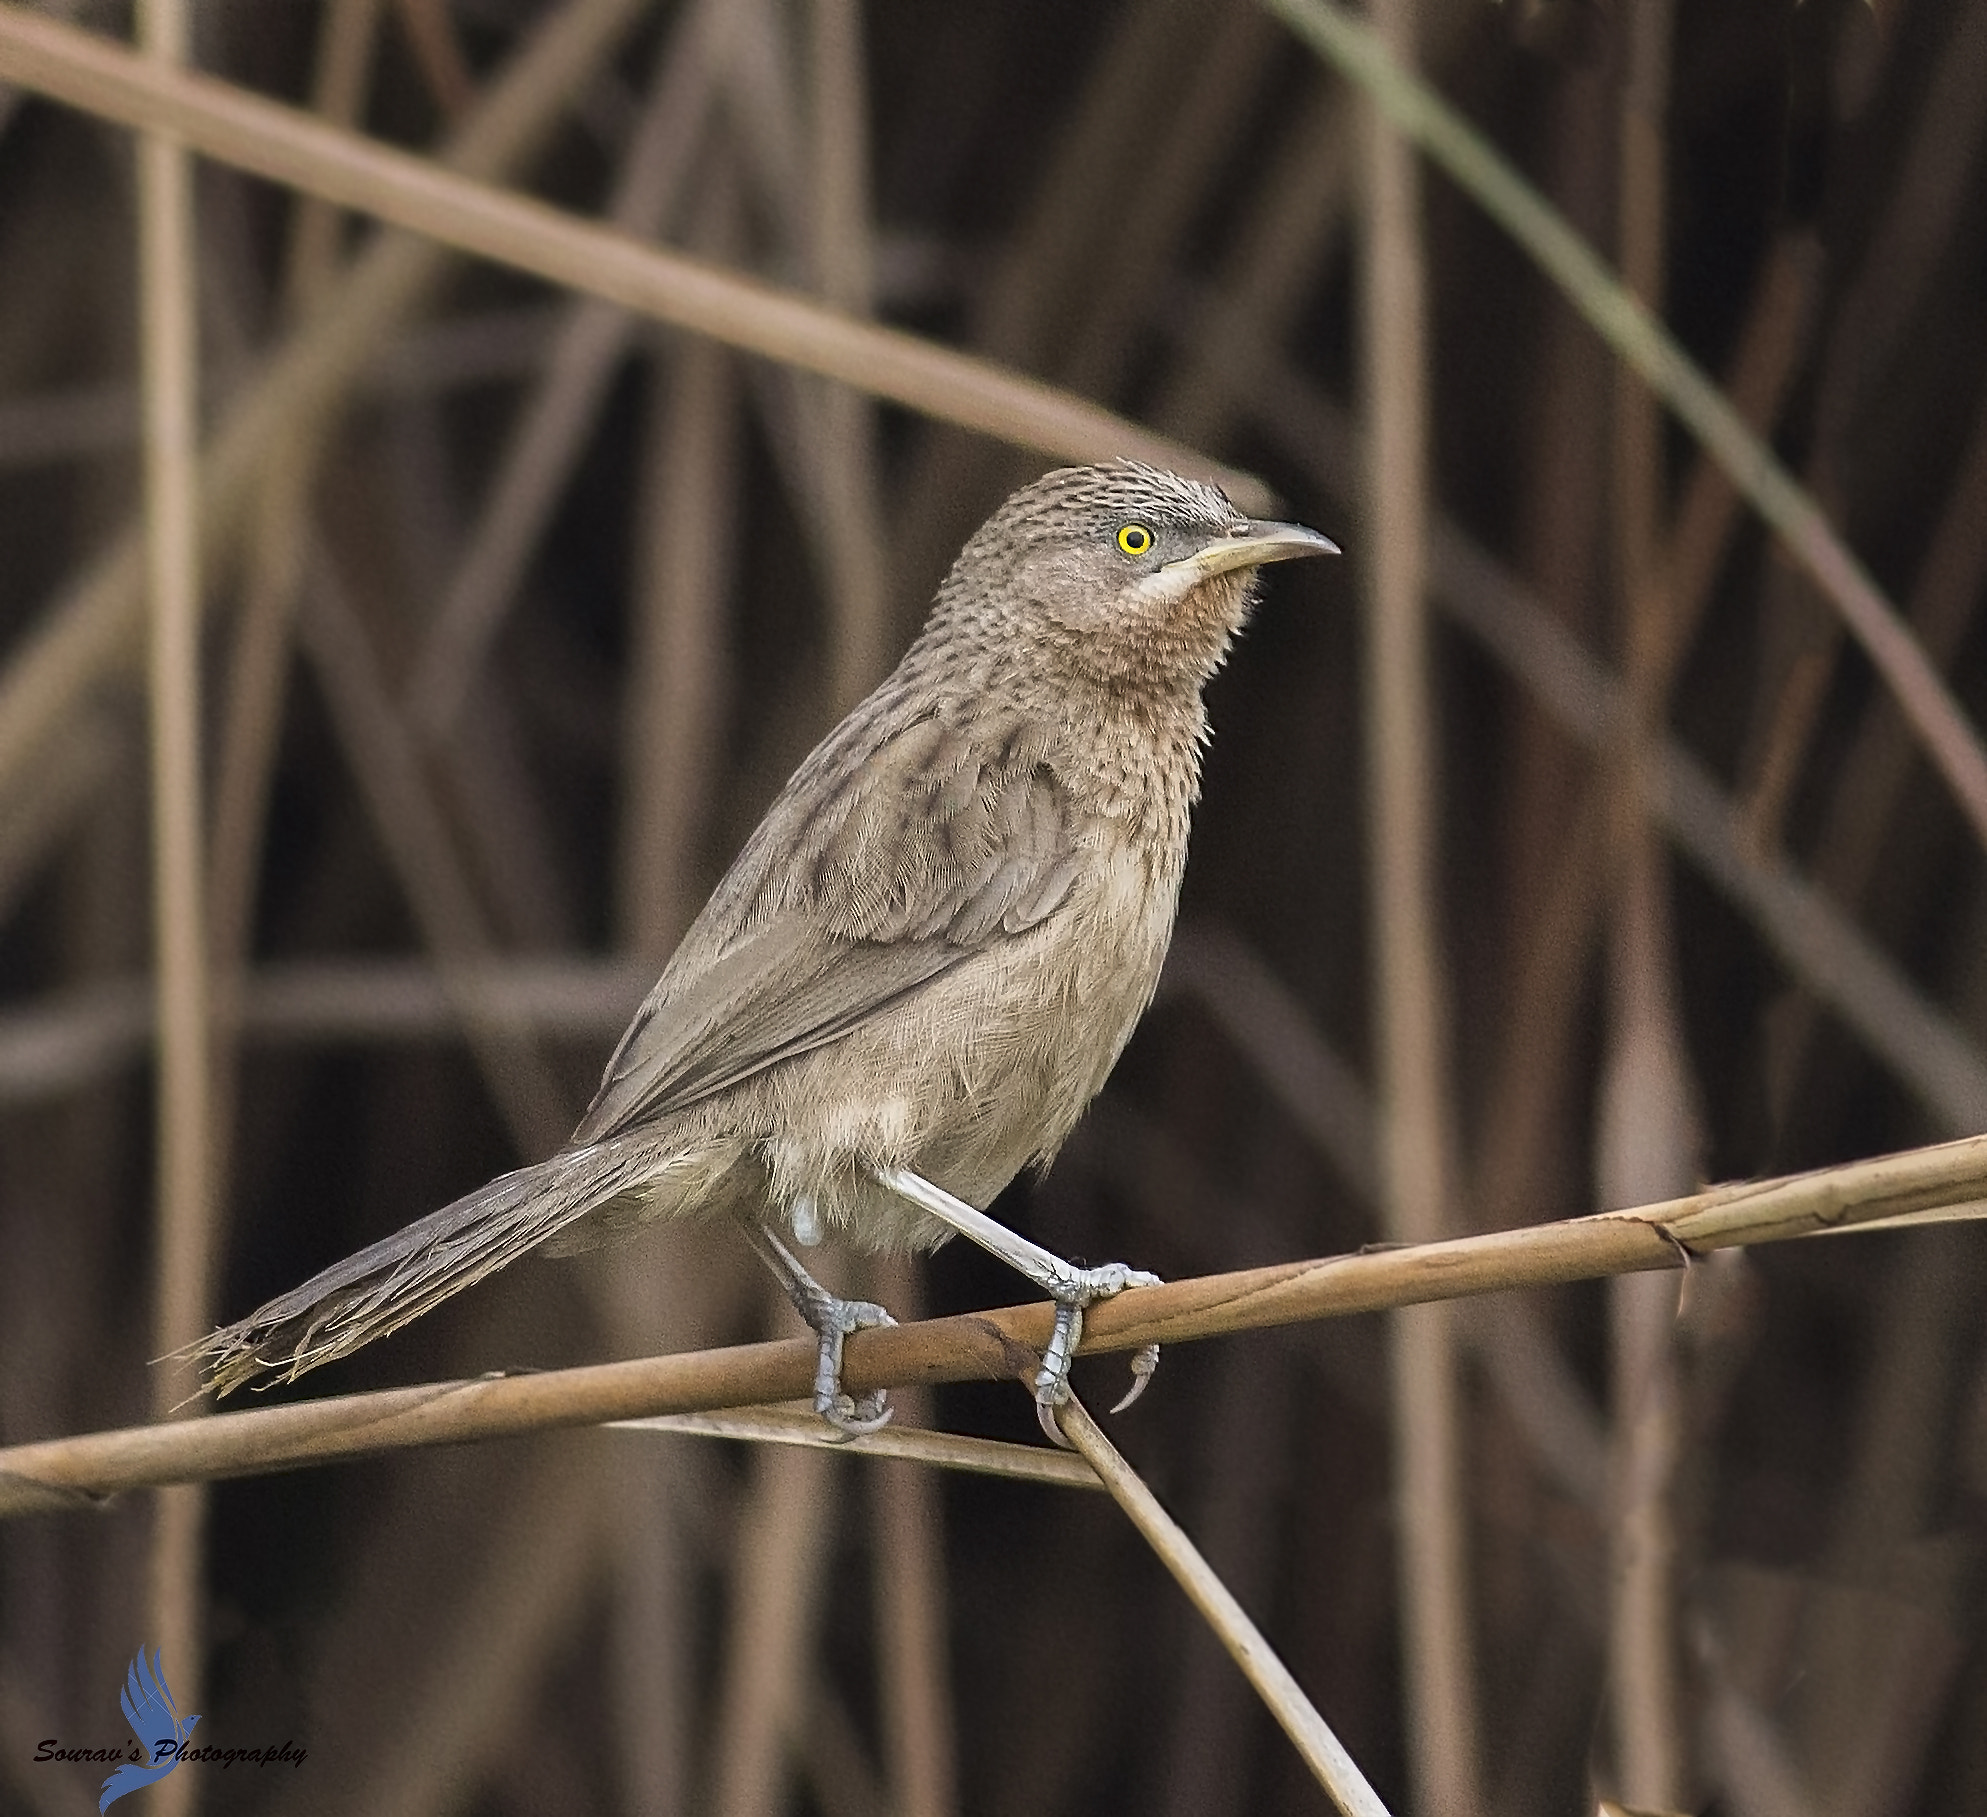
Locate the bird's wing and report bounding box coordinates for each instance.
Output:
[574,712,1085,1143]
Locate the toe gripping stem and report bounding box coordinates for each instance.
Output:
[1032,1262,1164,1448]
[808,1291,896,1439]
[866,1167,1162,1448]
[739,1214,897,1440]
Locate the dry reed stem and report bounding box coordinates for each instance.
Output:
[1802,1231,1977,1809]
[613,1404,1100,1493]
[0,957,649,1101]
[1737,3,1987,859]
[1152,82,1349,447]
[804,0,892,713]
[0,0,654,810]
[1769,383,1987,1115]
[711,1440,839,1817]
[607,220,747,1788]
[1266,0,1987,864]
[0,306,559,474]
[134,7,208,1810]
[1155,1342,1297,1817]
[1057,1396,1393,1817]
[861,1253,959,1817]
[298,1455,606,1817]
[11,1129,1987,1514]
[1601,1,1690,1802]
[203,0,385,1359]
[284,0,385,304]
[1466,235,1815,1235]
[890,0,1207,591]
[407,0,741,736]
[1359,0,1481,1803]
[391,0,472,121]
[207,0,385,984]
[294,548,571,1155]
[1230,358,1987,1137]
[0,3,1264,512]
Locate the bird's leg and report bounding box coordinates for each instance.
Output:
[735,1213,895,1438]
[874,1165,1161,1444]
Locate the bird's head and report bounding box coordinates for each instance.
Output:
[929,460,1337,697]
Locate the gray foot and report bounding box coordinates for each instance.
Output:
[736,1215,897,1439]
[1033,1262,1163,1449]
[800,1285,897,1438]
[873,1166,1164,1442]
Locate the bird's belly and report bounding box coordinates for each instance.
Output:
[744,857,1177,1251]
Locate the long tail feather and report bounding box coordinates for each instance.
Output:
[185,1139,673,1397]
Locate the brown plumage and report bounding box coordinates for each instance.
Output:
[190,461,1335,1410]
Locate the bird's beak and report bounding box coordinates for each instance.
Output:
[1163,518,1340,583]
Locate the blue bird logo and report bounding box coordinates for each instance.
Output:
[98,1648,199,1813]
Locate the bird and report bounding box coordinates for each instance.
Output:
[98,1648,198,1813]
[188,460,1337,1442]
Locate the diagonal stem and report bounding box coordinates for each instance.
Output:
[1055,1395,1393,1817]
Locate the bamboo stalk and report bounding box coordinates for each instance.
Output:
[10,1132,1987,1515]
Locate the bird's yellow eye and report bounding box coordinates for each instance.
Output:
[1116,522,1155,558]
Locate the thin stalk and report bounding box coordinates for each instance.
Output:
[1057,1396,1393,1817]
[1263,0,1987,862]
[0,2,1266,511]
[803,0,891,711]
[1358,0,1481,1804]
[613,1404,1100,1492]
[135,6,209,1810]
[864,1252,959,1817]
[0,0,656,820]
[19,1127,1987,1514]
[1601,1,1690,1804]
[407,0,745,735]
[710,1440,839,1817]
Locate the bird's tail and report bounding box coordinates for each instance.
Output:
[185,1137,687,1398]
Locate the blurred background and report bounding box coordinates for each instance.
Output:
[4,0,1987,1811]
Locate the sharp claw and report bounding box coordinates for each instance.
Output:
[1110,1342,1161,1413]
[1031,1269,1164,1435]
[1037,1397,1074,1448]
[820,1391,894,1439]
[804,1295,896,1441]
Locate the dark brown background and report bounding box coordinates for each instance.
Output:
[3,1,1986,1812]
